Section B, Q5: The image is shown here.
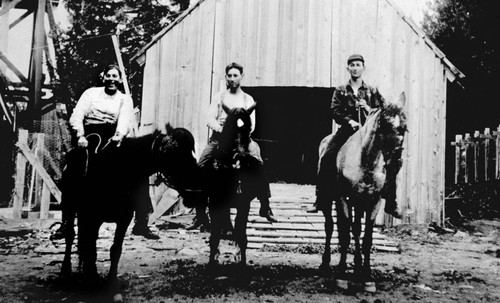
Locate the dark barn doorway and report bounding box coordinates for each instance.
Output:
[245,87,334,184]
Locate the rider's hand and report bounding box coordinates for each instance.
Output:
[77,136,88,148]
[213,124,223,133]
[348,120,360,131]
[111,132,124,147]
[358,99,371,112]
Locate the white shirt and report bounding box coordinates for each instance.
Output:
[207,89,256,134]
[69,87,134,138]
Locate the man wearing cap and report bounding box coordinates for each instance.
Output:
[307,54,402,219]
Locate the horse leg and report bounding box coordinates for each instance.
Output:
[61,220,76,277]
[334,197,351,289]
[78,219,100,281]
[361,199,383,293]
[320,202,333,273]
[233,197,251,267]
[352,203,364,273]
[108,217,132,281]
[208,206,224,268]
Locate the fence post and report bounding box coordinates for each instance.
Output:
[32,133,50,219]
[13,129,29,219]
[484,128,490,181]
[496,125,500,179]
[464,133,470,183]
[473,131,480,182]
[454,134,462,184]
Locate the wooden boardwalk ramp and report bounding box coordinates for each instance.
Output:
[230,183,399,252]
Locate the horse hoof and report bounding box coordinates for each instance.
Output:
[335,279,349,290]
[364,281,376,293]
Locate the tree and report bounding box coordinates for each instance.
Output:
[422,0,500,133]
[56,0,190,109]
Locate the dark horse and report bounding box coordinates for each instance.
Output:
[60,124,202,288]
[320,93,407,292]
[204,103,264,269]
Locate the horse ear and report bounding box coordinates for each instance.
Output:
[221,102,230,114]
[247,102,257,114]
[397,92,406,107]
[165,123,174,133]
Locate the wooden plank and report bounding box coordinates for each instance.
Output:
[13,129,28,219]
[245,215,326,224]
[40,181,50,219]
[0,92,12,125]
[0,0,23,16]
[250,222,321,231]
[0,0,9,74]
[473,131,480,182]
[16,142,61,203]
[32,133,45,211]
[0,49,28,82]
[31,0,46,112]
[148,187,180,225]
[484,128,490,181]
[496,125,500,179]
[454,134,462,183]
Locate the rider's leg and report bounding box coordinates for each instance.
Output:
[132,178,160,239]
[248,140,277,222]
[310,129,352,213]
[382,148,403,219]
[186,141,219,231]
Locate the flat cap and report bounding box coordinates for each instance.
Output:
[347,54,364,64]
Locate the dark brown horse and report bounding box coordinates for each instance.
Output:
[204,103,265,269]
[320,93,407,292]
[60,124,202,291]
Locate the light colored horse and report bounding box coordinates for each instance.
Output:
[321,92,407,292]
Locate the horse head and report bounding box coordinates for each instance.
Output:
[379,92,408,156]
[218,103,256,165]
[153,124,203,199]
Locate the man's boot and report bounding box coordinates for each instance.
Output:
[51,212,75,240]
[186,206,210,232]
[259,197,278,222]
[132,213,160,240]
[382,186,402,219]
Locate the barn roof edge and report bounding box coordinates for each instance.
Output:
[130,0,210,65]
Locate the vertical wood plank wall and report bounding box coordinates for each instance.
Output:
[141,0,455,224]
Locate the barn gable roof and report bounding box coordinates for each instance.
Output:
[131,0,464,81]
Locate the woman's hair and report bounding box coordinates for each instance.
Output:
[102,63,122,78]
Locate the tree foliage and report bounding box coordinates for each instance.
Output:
[56,0,190,109]
[422,0,499,132]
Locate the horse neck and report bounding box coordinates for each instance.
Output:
[127,133,157,176]
[359,111,385,170]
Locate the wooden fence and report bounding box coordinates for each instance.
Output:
[451,125,500,184]
[12,129,62,219]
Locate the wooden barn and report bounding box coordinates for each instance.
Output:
[131,0,464,225]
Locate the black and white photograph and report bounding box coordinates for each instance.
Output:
[0,0,499,302]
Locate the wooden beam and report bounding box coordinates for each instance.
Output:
[13,129,29,219]
[0,0,24,17]
[111,35,130,95]
[16,141,61,203]
[30,0,46,114]
[148,187,180,225]
[0,50,28,82]
[0,0,9,74]
[0,92,12,125]
[9,8,31,29]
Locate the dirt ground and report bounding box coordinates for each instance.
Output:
[1,184,500,303]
